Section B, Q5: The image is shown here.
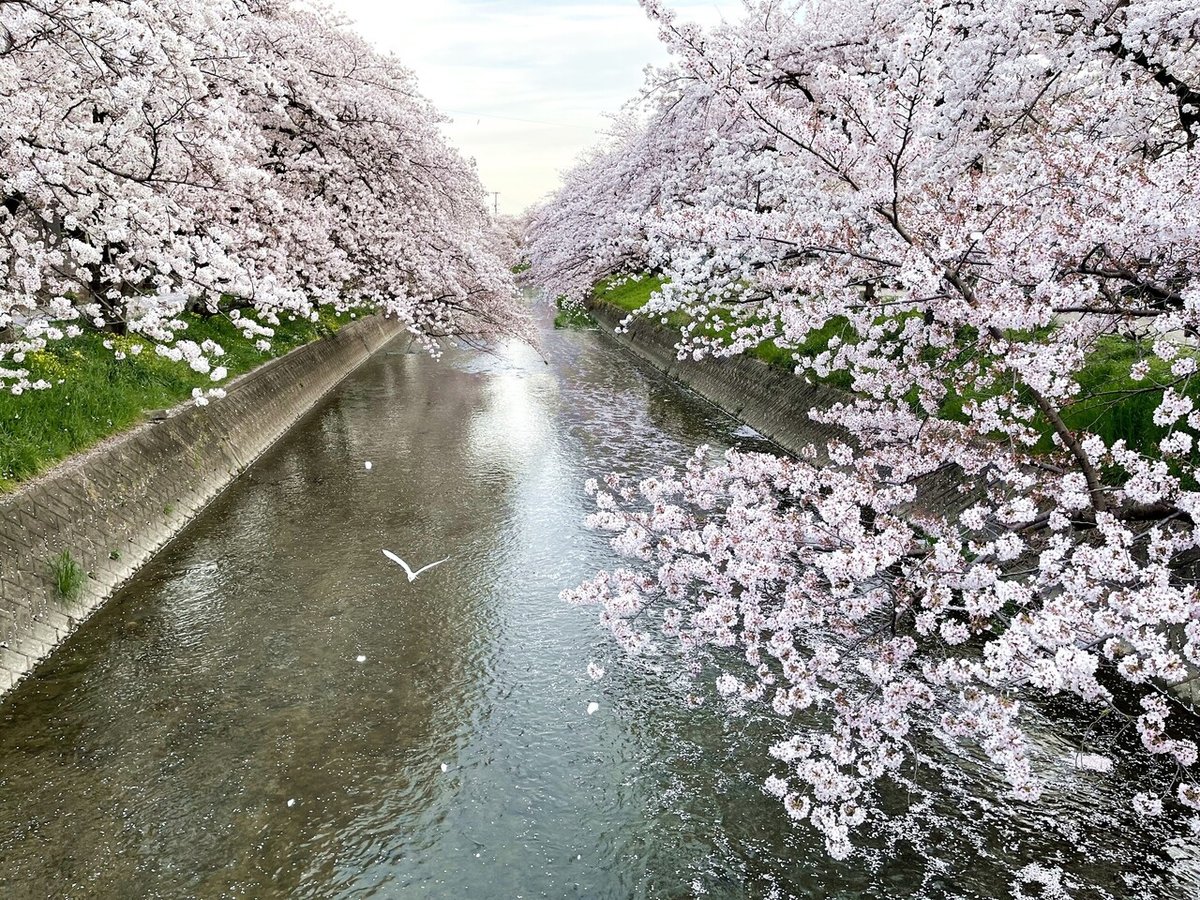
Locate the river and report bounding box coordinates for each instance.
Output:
[0,305,1197,899]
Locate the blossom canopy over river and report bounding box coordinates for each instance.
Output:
[529,0,1200,873]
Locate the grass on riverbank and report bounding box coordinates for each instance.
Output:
[553,296,595,329]
[595,276,807,372]
[593,276,1191,462]
[0,309,352,493]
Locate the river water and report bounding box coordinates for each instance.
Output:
[0,307,1197,899]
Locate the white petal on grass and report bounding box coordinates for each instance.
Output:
[440,762,450,773]
[356,655,366,663]
[365,461,373,470]
[287,798,296,807]
[586,701,600,715]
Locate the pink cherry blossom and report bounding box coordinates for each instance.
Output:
[540,0,1200,863]
[1,0,527,396]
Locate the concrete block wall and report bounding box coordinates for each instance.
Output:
[588,299,982,520]
[0,316,403,695]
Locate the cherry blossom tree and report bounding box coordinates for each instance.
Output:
[535,0,1200,862]
[0,0,524,395]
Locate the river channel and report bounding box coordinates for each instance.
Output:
[0,306,1197,899]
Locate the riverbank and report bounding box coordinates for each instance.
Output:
[0,310,355,494]
[585,293,981,521]
[590,277,1178,455]
[0,316,404,695]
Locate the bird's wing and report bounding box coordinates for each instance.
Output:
[382,549,416,580]
[412,556,450,578]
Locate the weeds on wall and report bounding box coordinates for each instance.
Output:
[49,550,86,602]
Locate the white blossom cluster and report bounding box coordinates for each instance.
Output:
[543,0,1200,867]
[0,0,526,395]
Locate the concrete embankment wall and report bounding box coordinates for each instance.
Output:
[589,300,850,454]
[587,298,980,520]
[0,316,404,694]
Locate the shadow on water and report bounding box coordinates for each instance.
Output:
[0,304,1196,899]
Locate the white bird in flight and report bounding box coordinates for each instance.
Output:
[382,549,449,582]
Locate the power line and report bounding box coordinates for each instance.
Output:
[441,109,601,131]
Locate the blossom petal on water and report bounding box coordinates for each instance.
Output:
[1071,752,1113,773]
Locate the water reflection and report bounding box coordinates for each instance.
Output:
[0,306,1195,899]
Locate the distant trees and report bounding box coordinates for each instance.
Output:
[0,0,524,395]
[533,0,1200,863]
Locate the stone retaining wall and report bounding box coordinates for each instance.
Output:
[0,316,403,694]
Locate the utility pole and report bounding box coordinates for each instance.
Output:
[492,192,500,216]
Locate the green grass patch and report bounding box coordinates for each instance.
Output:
[49,549,86,601]
[553,294,595,329]
[933,335,1194,466]
[554,306,594,329]
[596,274,669,314]
[0,308,352,492]
[1061,336,1180,452]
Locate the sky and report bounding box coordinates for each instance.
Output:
[326,0,739,215]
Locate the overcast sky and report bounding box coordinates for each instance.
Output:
[326,1,738,215]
